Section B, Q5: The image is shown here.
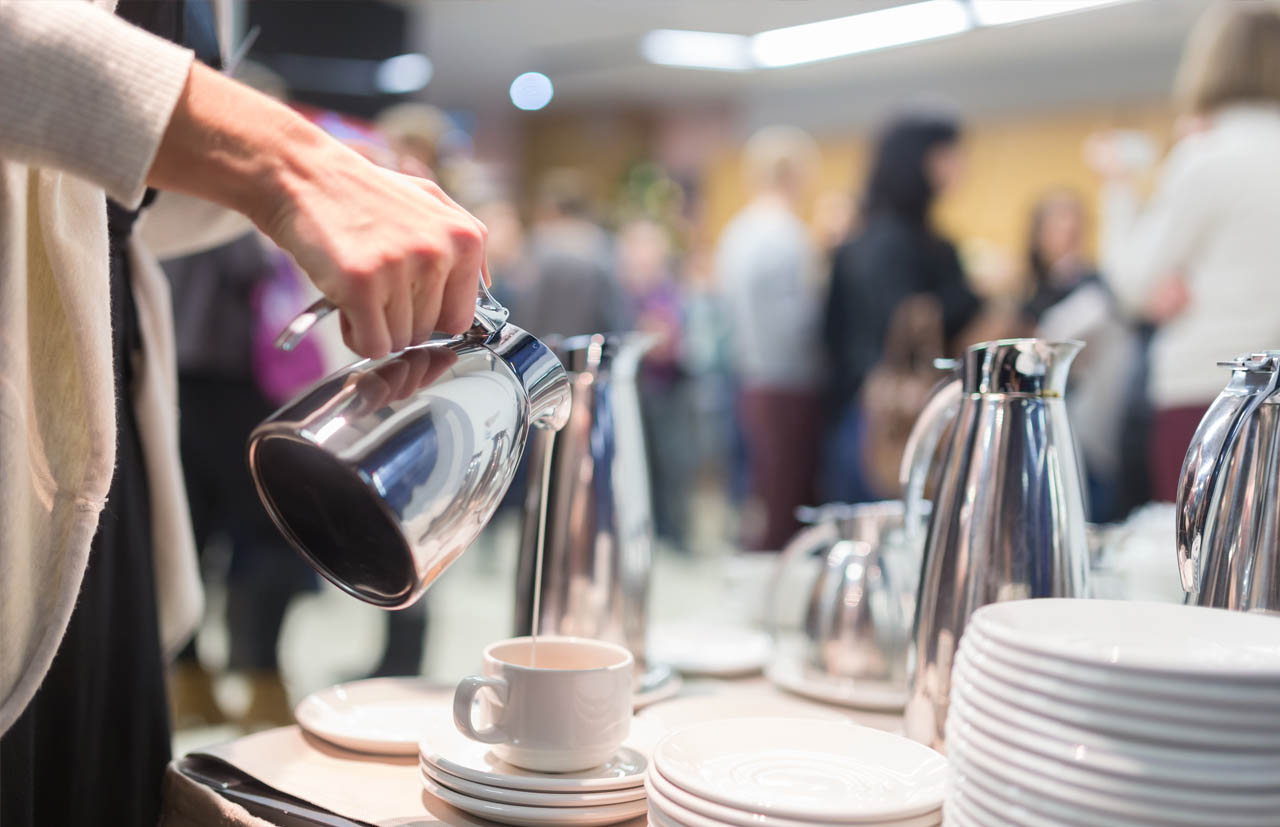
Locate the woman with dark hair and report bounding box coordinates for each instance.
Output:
[822,113,981,503]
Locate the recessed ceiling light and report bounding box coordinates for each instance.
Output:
[510,72,554,111]
[750,0,972,69]
[640,29,753,72]
[376,53,433,94]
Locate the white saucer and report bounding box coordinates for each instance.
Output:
[972,599,1280,679]
[421,766,647,826]
[419,759,647,807]
[653,717,947,822]
[648,622,772,677]
[294,677,452,755]
[766,652,908,711]
[648,765,942,827]
[419,716,658,793]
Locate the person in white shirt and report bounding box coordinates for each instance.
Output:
[715,125,824,550]
[1094,1,1280,501]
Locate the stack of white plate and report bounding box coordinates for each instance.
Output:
[646,717,947,826]
[948,599,1280,827]
[417,720,649,826]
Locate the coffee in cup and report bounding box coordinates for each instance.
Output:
[453,636,634,772]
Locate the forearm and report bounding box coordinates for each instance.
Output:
[146,62,339,231]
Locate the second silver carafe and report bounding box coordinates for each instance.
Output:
[901,338,1090,752]
[514,333,657,686]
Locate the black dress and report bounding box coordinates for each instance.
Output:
[0,3,201,823]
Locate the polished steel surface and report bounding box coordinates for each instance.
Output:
[803,539,906,683]
[248,293,570,609]
[514,333,656,673]
[902,339,1089,753]
[775,501,923,687]
[1177,351,1280,612]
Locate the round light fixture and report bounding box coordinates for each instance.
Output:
[509,72,554,111]
[376,53,434,94]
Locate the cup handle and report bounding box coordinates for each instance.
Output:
[453,676,509,744]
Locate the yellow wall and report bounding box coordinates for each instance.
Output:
[703,102,1176,293]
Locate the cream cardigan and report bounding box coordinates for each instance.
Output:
[0,0,241,734]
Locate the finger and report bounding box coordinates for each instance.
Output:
[438,255,482,336]
[410,261,446,344]
[343,295,393,359]
[480,255,492,288]
[385,269,414,354]
[398,349,433,399]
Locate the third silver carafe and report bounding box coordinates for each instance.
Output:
[1177,351,1280,613]
[514,333,657,686]
[900,338,1090,752]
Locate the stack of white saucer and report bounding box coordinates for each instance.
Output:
[417,721,648,826]
[947,599,1280,827]
[646,717,947,826]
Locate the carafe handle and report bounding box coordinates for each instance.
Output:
[1175,356,1280,593]
[274,278,507,352]
[767,519,838,639]
[899,372,962,548]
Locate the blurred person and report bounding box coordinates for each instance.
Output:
[376,102,453,179]
[715,125,824,551]
[1092,1,1280,502]
[618,218,695,548]
[520,168,627,339]
[1022,191,1142,522]
[165,236,317,730]
[0,4,488,824]
[823,113,981,502]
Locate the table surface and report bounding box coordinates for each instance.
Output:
[162,676,904,827]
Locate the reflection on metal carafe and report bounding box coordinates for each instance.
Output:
[248,291,571,610]
[514,333,656,673]
[901,339,1090,753]
[1177,351,1280,613]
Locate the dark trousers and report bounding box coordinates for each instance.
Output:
[739,387,822,551]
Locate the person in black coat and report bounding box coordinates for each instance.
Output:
[822,113,981,503]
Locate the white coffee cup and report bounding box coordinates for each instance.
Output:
[453,636,634,772]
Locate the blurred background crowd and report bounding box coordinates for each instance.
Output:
[166,0,1280,741]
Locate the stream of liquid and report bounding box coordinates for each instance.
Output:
[528,431,555,668]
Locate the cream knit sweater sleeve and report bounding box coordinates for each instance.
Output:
[0,0,194,208]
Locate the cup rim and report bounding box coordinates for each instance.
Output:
[483,635,634,673]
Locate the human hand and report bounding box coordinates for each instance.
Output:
[259,140,487,358]
[351,347,459,416]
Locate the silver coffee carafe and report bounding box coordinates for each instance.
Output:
[514,333,661,689]
[900,338,1090,752]
[248,285,572,609]
[1177,351,1280,613]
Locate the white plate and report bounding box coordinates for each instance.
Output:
[972,599,1280,679]
[946,689,1280,811]
[963,625,1280,708]
[765,652,908,711]
[948,669,1280,784]
[963,627,1280,725]
[948,723,1277,827]
[954,651,1280,749]
[948,679,1280,789]
[420,767,647,826]
[648,622,772,677]
[419,715,658,793]
[649,766,941,827]
[419,759,647,807]
[294,677,452,755]
[653,717,947,823]
[635,689,852,735]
